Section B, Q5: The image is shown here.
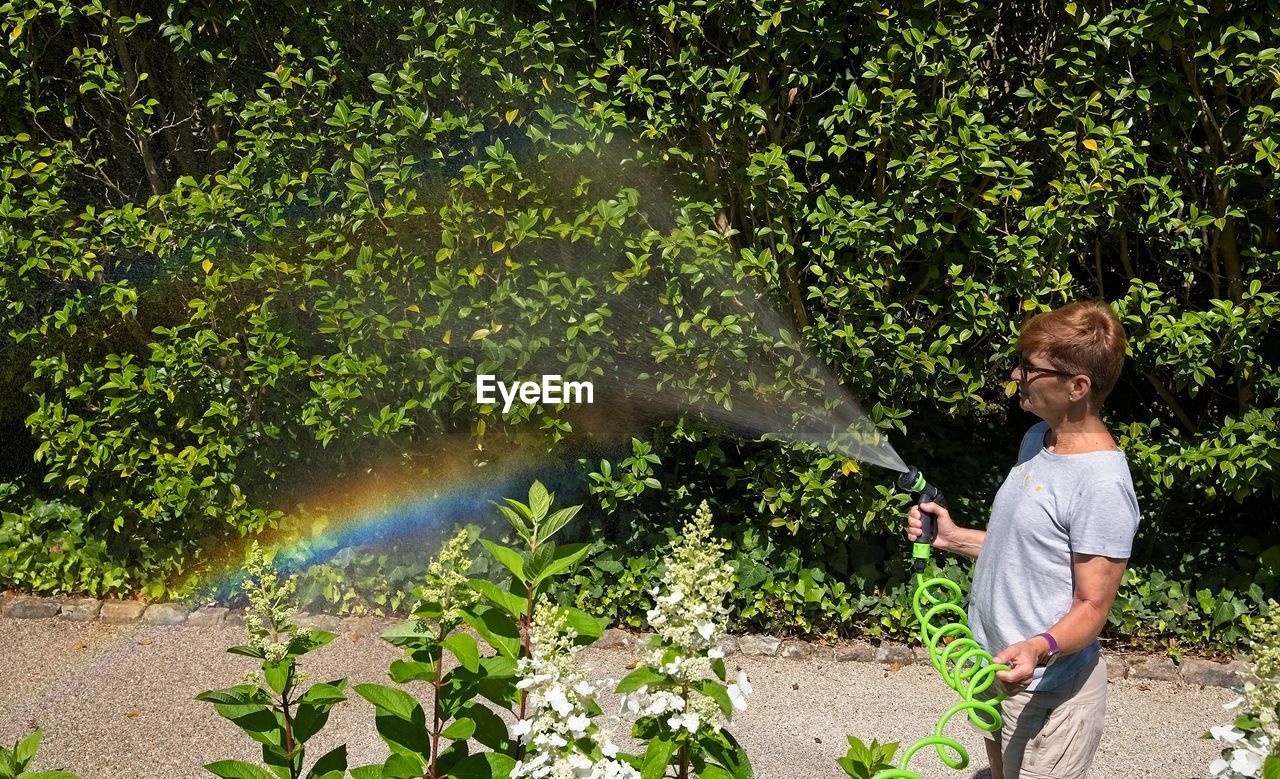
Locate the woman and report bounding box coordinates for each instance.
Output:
[906,300,1140,779]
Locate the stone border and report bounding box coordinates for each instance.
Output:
[1,592,1247,690]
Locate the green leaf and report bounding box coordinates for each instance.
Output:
[527,480,552,520]
[293,700,335,744]
[354,683,423,722]
[442,633,481,672]
[381,751,426,777]
[693,679,733,718]
[461,606,522,660]
[441,717,476,740]
[305,745,348,779]
[479,539,526,582]
[467,579,527,619]
[204,760,279,779]
[15,728,42,765]
[263,659,292,695]
[462,702,511,751]
[700,728,754,778]
[524,542,555,583]
[21,772,82,779]
[495,504,532,541]
[380,620,432,648]
[1263,755,1280,779]
[389,658,437,684]
[616,666,668,694]
[288,630,337,655]
[300,681,348,706]
[536,506,582,544]
[195,685,270,708]
[557,606,605,641]
[640,735,678,779]
[532,542,591,584]
[349,766,385,779]
[711,657,727,681]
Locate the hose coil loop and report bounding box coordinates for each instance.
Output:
[872,572,1010,778]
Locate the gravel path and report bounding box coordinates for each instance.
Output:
[1,617,1230,778]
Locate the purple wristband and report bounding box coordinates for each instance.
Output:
[1037,631,1059,656]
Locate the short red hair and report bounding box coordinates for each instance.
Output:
[1016,300,1127,402]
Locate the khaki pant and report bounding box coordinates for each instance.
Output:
[977,654,1108,779]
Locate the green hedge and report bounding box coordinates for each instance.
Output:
[1,1,1277,649]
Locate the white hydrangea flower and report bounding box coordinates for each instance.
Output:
[511,718,533,742]
[727,670,752,712]
[1229,747,1263,776]
[1211,725,1247,744]
[511,606,638,779]
[1205,599,1280,779]
[623,501,751,739]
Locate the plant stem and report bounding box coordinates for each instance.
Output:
[515,581,535,762]
[678,677,690,779]
[429,622,445,779]
[281,686,297,779]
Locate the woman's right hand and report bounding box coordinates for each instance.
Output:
[906,501,960,551]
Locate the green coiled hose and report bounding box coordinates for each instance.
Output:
[873,468,1011,779]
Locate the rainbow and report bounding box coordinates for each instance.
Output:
[186,433,584,605]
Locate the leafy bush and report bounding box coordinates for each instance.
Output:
[2,0,1276,648]
[0,490,138,597]
[292,546,428,618]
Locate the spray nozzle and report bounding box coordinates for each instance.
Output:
[896,466,927,494]
[895,465,944,572]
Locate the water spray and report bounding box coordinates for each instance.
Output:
[869,465,1010,779]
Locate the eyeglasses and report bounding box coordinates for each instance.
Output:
[1016,354,1078,384]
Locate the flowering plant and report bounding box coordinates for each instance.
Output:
[510,605,638,779]
[354,481,604,779]
[615,500,754,779]
[353,527,516,778]
[1206,599,1280,778]
[197,543,349,779]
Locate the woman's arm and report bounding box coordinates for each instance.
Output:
[992,553,1128,683]
[937,526,987,560]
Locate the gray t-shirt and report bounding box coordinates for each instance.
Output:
[969,421,1141,692]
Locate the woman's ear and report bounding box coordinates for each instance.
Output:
[1070,374,1092,401]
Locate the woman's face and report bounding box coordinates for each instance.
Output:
[1012,350,1080,420]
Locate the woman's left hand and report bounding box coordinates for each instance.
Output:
[992,637,1049,685]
